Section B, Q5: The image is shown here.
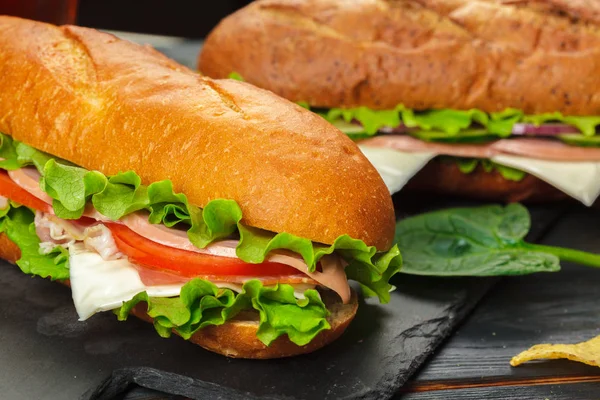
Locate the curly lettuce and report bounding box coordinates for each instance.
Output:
[319,106,600,142]
[0,205,69,280]
[115,279,330,346]
[448,158,526,182]
[0,132,401,302]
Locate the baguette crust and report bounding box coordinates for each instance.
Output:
[405,159,569,202]
[0,16,394,250]
[0,233,357,358]
[200,0,600,115]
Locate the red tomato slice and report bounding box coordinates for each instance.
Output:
[0,170,52,213]
[109,223,307,279]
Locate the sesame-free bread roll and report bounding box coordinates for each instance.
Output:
[0,16,394,250]
[199,0,600,115]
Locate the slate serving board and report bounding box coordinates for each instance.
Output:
[0,199,565,400]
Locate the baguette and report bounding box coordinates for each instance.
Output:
[199,0,600,115]
[0,234,357,358]
[0,15,394,250]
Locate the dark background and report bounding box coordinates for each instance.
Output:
[77,0,253,38]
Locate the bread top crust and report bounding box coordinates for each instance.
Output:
[199,0,600,115]
[0,16,395,250]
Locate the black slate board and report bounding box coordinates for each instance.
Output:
[0,200,565,400]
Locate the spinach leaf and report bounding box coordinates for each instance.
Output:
[394,204,600,276]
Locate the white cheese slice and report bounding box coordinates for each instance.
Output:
[491,155,600,207]
[69,246,183,320]
[358,145,435,194]
[359,147,600,206]
[69,246,314,321]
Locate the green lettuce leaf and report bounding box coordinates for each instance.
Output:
[238,226,402,302]
[401,108,489,135]
[443,157,526,182]
[320,105,599,140]
[228,72,245,81]
[0,205,69,280]
[559,134,600,147]
[0,132,402,303]
[115,279,330,346]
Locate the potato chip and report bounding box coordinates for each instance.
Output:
[510,335,600,368]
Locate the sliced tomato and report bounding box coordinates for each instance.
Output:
[0,170,52,213]
[109,223,307,279]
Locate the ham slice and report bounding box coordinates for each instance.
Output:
[8,167,54,205]
[361,136,600,162]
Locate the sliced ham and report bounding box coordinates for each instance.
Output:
[8,167,54,206]
[490,138,600,162]
[136,265,318,287]
[360,135,600,162]
[121,212,239,258]
[362,135,496,159]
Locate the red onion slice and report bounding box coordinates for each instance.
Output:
[511,123,581,136]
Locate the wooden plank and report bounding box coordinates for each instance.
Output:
[406,205,600,388]
[398,382,600,400]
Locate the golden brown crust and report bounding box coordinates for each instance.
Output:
[405,159,569,202]
[132,288,358,359]
[0,16,395,250]
[199,0,600,115]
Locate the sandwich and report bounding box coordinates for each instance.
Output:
[0,16,401,359]
[199,0,600,206]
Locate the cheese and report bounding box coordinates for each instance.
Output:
[68,245,315,321]
[491,155,600,207]
[359,146,600,206]
[358,145,435,194]
[69,245,182,320]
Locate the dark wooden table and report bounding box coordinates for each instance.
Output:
[397,205,600,399]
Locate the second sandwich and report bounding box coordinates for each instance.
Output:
[200,0,600,205]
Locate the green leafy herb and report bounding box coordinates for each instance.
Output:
[442,158,526,182]
[394,204,600,276]
[227,72,245,81]
[317,104,599,140]
[0,205,69,280]
[115,278,330,346]
[559,134,600,147]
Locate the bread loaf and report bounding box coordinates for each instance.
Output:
[0,16,395,250]
[199,0,600,115]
